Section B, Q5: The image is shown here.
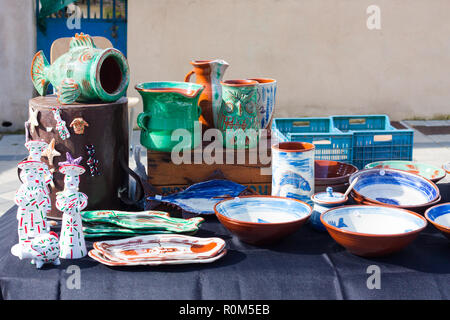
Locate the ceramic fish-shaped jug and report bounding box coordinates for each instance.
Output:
[184,59,229,129]
[31,33,130,104]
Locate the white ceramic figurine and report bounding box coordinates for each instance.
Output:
[14,160,51,244]
[12,232,61,269]
[56,164,88,259]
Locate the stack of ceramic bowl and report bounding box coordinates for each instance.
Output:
[88,234,227,267]
[349,168,441,213]
[315,160,358,193]
[214,196,312,245]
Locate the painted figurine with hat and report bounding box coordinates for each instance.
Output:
[25,140,54,209]
[14,160,51,245]
[56,163,88,259]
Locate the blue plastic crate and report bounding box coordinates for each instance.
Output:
[272,118,353,163]
[331,115,414,168]
[272,115,414,169]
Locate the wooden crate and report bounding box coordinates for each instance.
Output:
[147,139,272,195]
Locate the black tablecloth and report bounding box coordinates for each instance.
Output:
[1,185,450,300]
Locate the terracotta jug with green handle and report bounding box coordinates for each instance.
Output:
[135,81,204,152]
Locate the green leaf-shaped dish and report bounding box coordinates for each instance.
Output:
[81,210,204,234]
[83,222,198,238]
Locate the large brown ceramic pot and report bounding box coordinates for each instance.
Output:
[27,95,139,219]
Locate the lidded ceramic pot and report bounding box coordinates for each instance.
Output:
[310,187,347,232]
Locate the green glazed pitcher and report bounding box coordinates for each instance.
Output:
[135,82,204,152]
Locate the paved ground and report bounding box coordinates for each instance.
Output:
[0,121,449,216]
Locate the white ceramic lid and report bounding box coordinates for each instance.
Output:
[312,187,347,205]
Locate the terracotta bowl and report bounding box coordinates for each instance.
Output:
[214,196,312,245]
[349,168,440,212]
[315,160,358,186]
[321,205,427,257]
[425,203,450,240]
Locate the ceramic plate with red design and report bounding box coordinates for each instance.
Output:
[88,248,227,267]
[93,234,226,263]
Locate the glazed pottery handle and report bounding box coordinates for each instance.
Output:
[137,113,151,131]
[117,150,144,206]
[184,70,195,82]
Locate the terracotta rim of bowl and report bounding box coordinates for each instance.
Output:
[214,195,312,227]
[221,79,259,87]
[349,168,440,208]
[365,160,446,183]
[320,205,427,238]
[247,78,276,84]
[424,202,450,232]
[272,141,315,153]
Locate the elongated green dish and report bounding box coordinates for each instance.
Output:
[81,210,204,233]
[83,222,198,238]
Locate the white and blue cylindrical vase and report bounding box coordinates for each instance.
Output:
[248,78,277,131]
[272,142,315,205]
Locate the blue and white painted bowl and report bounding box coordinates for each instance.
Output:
[349,168,440,210]
[425,203,450,240]
[321,205,427,256]
[214,196,312,245]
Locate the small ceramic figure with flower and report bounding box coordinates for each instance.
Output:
[56,163,88,259]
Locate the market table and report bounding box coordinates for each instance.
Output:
[1,184,450,300]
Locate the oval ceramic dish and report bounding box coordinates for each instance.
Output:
[365,160,446,183]
[315,160,358,186]
[321,205,427,257]
[425,203,450,240]
[93,234,226,262]
[214,196,312,245]
[88,248,227,267]
[349,168,440,211]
